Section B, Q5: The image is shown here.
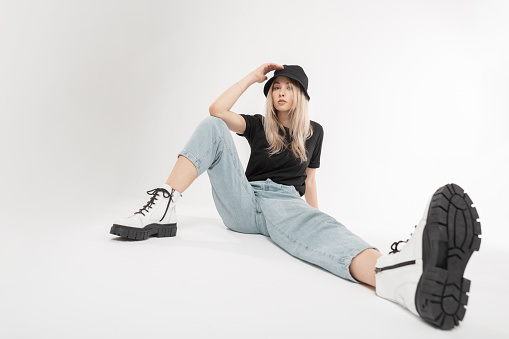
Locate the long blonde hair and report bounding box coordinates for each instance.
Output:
[263,79,313,163]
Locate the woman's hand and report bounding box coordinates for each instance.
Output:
[250,63,284,83]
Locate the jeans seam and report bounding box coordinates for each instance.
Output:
[264,215,344,264]
[266,215,371,281]
[217,135,257,207]
[215,130,261,233]
[181,128,257,209]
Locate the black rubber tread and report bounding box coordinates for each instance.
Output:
[415,183,481,330]
[110,223,177,240]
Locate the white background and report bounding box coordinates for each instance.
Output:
[1,1,508,338]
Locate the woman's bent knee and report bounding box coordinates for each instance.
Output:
[201,115,228,132]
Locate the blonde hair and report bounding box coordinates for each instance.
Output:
[263,79,313,163]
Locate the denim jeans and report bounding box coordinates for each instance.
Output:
[179,116,374,282]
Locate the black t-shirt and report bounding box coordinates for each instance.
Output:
[236,114,324,196]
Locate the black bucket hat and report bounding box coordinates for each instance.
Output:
[263,64,310,101]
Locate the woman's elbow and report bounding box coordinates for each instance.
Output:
[209,104,217,116]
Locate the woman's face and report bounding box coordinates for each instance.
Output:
[271,76,294,113]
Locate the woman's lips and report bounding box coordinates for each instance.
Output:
[278,100,286,104]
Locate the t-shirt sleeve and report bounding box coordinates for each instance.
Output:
[236,114,254,139]
[236,114,261,141]
[308,123,323,168]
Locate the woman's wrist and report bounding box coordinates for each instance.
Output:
[237,73,257,93]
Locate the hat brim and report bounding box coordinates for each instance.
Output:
[263,74,310,101]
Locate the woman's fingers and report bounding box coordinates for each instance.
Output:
[251,63,284,83]
[264,63,284,74]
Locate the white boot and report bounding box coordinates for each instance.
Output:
[375,183,481,330]
[110,184,182,240]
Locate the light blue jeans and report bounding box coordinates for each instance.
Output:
[179,116,374,282]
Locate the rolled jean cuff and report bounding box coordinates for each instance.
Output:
[346,246,380,283]
[178,150,203,176]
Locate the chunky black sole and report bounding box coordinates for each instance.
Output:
[110,223,177,240]
[416,183,481,330]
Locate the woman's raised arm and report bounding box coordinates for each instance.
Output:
[209,63,283,134]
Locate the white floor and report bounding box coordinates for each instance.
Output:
[1,209,507,339]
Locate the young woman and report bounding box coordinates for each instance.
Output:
[110,63,481,330]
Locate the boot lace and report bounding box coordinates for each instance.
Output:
[389,225,417,254]
[134,188,176,222]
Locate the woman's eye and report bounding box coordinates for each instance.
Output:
[274,86,280,90]
[288,86,293,90]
